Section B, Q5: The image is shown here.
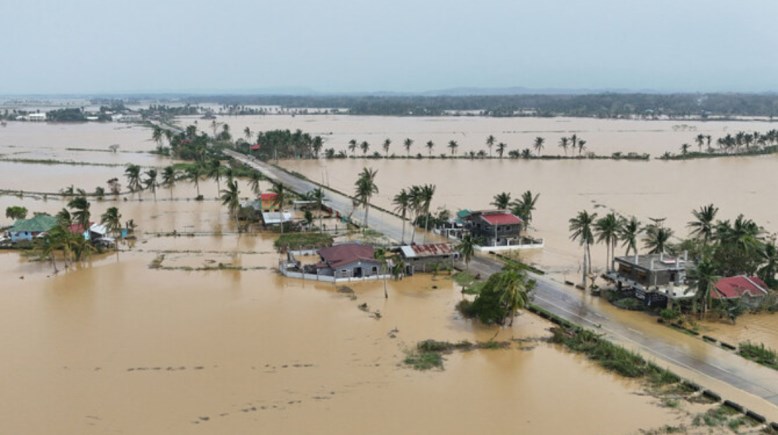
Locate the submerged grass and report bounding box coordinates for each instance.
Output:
[403,339,511,371]
[738,341,778,371]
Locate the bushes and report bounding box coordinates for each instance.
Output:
[738,342,778,370]
[274,232,334,251]
[613,297,645,311]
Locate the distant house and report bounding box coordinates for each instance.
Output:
[6,214,58,243]
[712,275,770,308]
[611,252,694,306]
[261,211,293,226]
[315,243,381,279]
[399,243,458,275]
[465,210,523,247]
[28,113,46,122]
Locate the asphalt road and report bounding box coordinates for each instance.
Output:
[227,149,778,417]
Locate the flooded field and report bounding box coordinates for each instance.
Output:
[185,114,777,156]
[2,117,777,433]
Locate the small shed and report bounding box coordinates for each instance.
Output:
[316,243,381,279]
[399,243,458,274]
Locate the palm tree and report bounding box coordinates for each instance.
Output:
[486,135,495,157]
[100,207,122,239]
[510,191,540,231]
[570,134,578,152]
[594,212,621,272]
[186,165,204,198]
[56,208,72,226]
[688,204,718,244]
[408,185,423,243]
[686,256,718,317]
[498,266,534,326]
[221,178,241,232]
[491,192,512,210]
[270,183,287,234]
[124,164,142,196]
[496,142,506,159]
[348,139,357,156]
[644,224,674,254]
[359,141,370,156]
[151,125,164,150]
[162,166,177,199]
[577,140,587,156]
[758,239,778,288]
[420,184,436,241]
[354,167,379,228]
[426,140,434,157]
[244,127,252,142]
[310,187,325,231]
[144,169,158,201]
[695,134,706,152]
[533,137,545,156]
[559,137,569,156]
[457,234,475,270]
[68,196,91,231]
[404,138,414,157]
[312,136,323,158]
[618,216,642,255]
[382,138,391,157]
[374,247,389,299]
[249,171,263,197]
[680,143,690,155]
[448,140,458,156]
[569,210,597,287]
[208,159,222,197]
[393,188,411,244]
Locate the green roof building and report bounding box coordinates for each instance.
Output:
[8,214,58,242]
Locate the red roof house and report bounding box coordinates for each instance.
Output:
[712,275,770,300]
[250,143,261,151]
[480,212,522,226]
[315,243,381,279]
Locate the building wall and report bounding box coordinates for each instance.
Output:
[406,256,455,274]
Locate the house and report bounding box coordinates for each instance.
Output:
[6,214,58,243]
[465,210,522,247]
[611,252,694,306]
[712,275,770,308]
[399,243,458,275]
[28,112,46,122]
[315,243,381,279]
[260,192,280,211]
[261,211,293,226]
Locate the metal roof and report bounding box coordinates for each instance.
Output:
[400,243,455,258]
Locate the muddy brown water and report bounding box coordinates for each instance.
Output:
[1,119,774,433]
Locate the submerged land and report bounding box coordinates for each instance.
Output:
[2,96,778,434]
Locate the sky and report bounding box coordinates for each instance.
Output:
[1,0,777,95]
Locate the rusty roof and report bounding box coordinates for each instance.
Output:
[400,243,455,258]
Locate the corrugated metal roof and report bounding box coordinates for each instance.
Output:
[400,243,454,258]
[319,243,377,269]
[10,214,57,233]
[713,275,769,299]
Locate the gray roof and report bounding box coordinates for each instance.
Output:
[615,253,692,272]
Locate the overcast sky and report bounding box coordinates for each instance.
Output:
[1,0,777,95]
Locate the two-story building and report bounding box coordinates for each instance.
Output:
[464,210,523,247]
[612,252,694,307]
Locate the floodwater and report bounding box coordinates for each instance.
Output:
[1,118,774,433]
[188,113,777,155]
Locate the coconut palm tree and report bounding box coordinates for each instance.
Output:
[221,178,241,232]
[151,125,164,150]
[312,136,323,158]
[491,192,512,210]
[688,204,718,244]
[594,212,621,272]
[360,141,370,156]
[186,165,204,198]
[569,210,597,287]
[559,137,569,156]
[244,127,252,142]
[680,143,691,155]
[408,185,423,243]
[457,234,475,270]
[448,140,459,156]
[404,138,414,157]
[100,207,122,239]
[310,187,325,231]
[348,139,357,156]
[758,239,778,288]
[374,247,389,299]
[162,166,176,199]
[208,159,222,197]
[270,183,287,234]
[486,135,495,157]
[420,184,436,240]
[68,196,91,231]
[144,169,158,201]
[577,140,587,156]
[695,134,705,152]
[124,164,142,196]
[248,171,263,197]
[393,188,411,244]
[618,216,642,255]
[686,256,718,317]
[533,137,545,156]
[382,138,391,157]
[510,191,540,231]
[496,142,506,159]
[354,167,379,228]
[644,223,674,254]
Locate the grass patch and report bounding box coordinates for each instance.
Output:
[738,341,778,371]
[452,271,485,295]
[274,232,334,251]
[612,297,646,311]
[403,339,512,371]
[693,405,738,428]
[403,351,444,371]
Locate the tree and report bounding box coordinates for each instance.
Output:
[559,137,569,156]
[408,185,423,243]
[186,165,204,198]
[420,184,436,240]
[270,183,287,234]
[695,134,705,152]
[312,136,323,158]
[393,188,411,244]
[144,169,158,201]
[382,138,391,157]
[244,127,252,142]
[680,143,690,155]
[486,135,495,157]
[208,159,222,197]
[404,138,414,157]
[494,142,505,159]
[162,166,177,199]
[448,140,459,156]
[124,164,142,196]
[67,196,91,231]
[457,234,475,270]
[426,140,434,156]
[577,139,587,155]
[374,247,389,299]
[491,192,512,210]
[618,216,642,255]
[221,178,241,232]
[107,178,121,196]
[688,204,718,244]
[151,125,164,150]
[510,191,540,231]
[644,223,674,254]
[249,171,263,197]
[354,167,379,228]
[5,206,27,221]
[464,266,535,326]
[310,187,325,231]
[533,137,545,156]
[348,139,357,156]
[360,141,370,156]
[686,256,718,317]
[100,207,122,238]
[569,210,597,287]
[594,212,621,272]
[758,239,778,288]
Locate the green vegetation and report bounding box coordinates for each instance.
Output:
[273,232,333,251]
[5,206,27,221]
[403,339,510,371]
[456,266,535,325]
[738,341,778,371]
[661,129,778,160]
